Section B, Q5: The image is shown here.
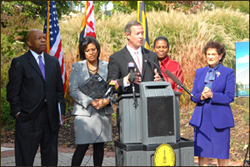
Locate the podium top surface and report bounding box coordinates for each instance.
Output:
[116,91,180,102]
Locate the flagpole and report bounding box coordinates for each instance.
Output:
[46,1,50,54]
[84,1,88,37]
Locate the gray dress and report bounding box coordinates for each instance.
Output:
[69,60,114,144]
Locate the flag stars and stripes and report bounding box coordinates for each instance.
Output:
[43,1,66,92]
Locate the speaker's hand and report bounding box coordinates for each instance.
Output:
[154,68,162,81]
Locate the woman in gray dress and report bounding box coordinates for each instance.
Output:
[69,36,113,166]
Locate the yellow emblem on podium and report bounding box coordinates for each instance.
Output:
[154,143,175,166]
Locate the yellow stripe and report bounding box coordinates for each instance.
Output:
[85,1,87,19]
[145,41,150,50]
[137,1,140,21]
[46,1,50,54]
[137,1,150,50]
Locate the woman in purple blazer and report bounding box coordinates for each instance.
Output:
[189,41,235,166]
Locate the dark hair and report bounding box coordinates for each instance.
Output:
[153,36,169,48]
[203,41,226,63]
[79,36,100,60]
[125,21,142,35]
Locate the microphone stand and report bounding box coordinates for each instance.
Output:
[141,46,196,100]
[129,72,139,109]
[132,83,138,108]
[179,84,196,100]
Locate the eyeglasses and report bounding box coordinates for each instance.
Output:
[206,54,218,57]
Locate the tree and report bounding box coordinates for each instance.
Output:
[108,1,206,14]
[1,1,83,20]
[208,1,249,13]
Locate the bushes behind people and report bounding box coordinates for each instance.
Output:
[1,8,249,126]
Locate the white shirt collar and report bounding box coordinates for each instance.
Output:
[30,49,45,64]
[126,44,142,57]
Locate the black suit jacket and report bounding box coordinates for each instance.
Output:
[7,50,65,132]
[107,46,162,95]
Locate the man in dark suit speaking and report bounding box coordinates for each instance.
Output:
[107,21,162,95]
[7,29,66,166]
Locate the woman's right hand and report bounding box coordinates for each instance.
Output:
[200,87,212,100]
[90,100,98,108]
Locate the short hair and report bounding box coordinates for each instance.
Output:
[27,29,41,42]
[203,41,226,63]
[153,36,170,48]
[125,21,142,35]
[79,36,100,60]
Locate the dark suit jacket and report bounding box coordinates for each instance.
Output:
[107,46,162,95]
[189,64,235,129]
[7,50,65,132]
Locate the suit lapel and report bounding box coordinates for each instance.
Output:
[27,51,45,82]
[98,60,107,81]
[122,47,135,63]
[200,67,208,91]
[141,48,148,78]
[81,60,90,81]
[211,64,222,91]
[44,53,51,82]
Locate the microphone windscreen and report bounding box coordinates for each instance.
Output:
[109,80,119,90]
[165,69,182,85]
[128,62,135,68]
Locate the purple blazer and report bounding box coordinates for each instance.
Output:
[189,64,235,129]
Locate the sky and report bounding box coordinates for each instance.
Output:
[104,2,113,10]
[236,41,249,74]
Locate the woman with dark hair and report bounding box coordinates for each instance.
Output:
[69,36,113,166]
[153,36,183,93]
[189,41,235,166]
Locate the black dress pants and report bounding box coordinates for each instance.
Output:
[15,103,59,166]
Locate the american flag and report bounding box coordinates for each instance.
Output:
[43,1,66,92]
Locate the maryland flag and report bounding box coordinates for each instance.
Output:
[137,1,150,49]
[77,1,96,61]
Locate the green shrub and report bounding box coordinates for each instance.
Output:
[1,87,15,129]
[1,10,43,88]
[2,8,249,109]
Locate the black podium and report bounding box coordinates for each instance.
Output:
[115,81,194,166]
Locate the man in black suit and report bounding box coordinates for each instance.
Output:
[107,21,162,95]
[7,29,66,166]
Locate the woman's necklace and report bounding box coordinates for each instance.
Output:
[89,67,98,72]
[87,63,98,73]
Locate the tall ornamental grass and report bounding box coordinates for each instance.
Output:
[59,8,249,107]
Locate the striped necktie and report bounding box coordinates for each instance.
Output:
[134,51,142,74]
[38,55,46,80]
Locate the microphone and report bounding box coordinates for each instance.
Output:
[128,62,135,83]
[104,80,119,98]
[165,69,196,99]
